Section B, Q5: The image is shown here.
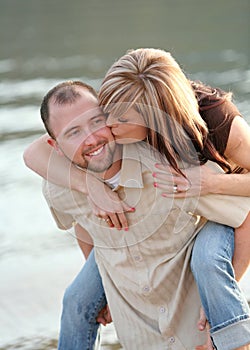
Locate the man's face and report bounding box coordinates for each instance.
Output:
[48,88,117,174]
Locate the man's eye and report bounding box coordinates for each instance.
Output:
[68,129,80,138]
[92,115,107,126]
[94,117,106,124]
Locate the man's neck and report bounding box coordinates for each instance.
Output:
[102,144,122,180]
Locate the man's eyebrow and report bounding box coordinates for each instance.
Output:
[62,125,80,137]
[90,112,107,120]
[61,112,107,137]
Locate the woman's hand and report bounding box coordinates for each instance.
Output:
[153,163,217,198]
[87,175,135,230]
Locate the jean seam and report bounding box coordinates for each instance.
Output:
[86,292,107,350]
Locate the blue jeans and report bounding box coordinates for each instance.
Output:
[59,222,250,350]
[58,249,107,350]
[191,221,250,349]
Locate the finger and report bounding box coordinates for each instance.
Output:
[96,305,109,325]
[108,200,135,215]
[96,315,107,326]
[195,346,207,350]
[153,172,189,187]
[154,163,172,172]
[108,213,122,230]
[95,213,114,227]
[153,172,175,183]
[95,209,109,218]
[161,191,195,198]
[117,212,129,230]
[97,210,133,230]
[104,216,115,228]
[122,201,136,214]
[154,182,191,194]
[154,182,176,192]
[104,305,112,323]
[197,307,207,331]
[161,182,190,192]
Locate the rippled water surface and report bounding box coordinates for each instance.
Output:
[0,0,249,348]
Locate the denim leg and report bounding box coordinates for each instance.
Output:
[191,221,250,349]
[58,249,107,350]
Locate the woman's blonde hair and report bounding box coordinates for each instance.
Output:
[99,48,230,174]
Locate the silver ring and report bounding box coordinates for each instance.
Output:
[173,184,178,193]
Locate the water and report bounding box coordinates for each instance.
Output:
[0,0,249,348]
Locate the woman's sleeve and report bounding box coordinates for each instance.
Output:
[200,99,242,155]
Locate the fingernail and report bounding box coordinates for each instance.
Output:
[152,172,156,177]
[154,182,158,187]
[129,207,135,212]
[124,227,129,231]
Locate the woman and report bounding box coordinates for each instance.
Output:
[24,48,250,349]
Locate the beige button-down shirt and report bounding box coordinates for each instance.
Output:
[43,142,250,350]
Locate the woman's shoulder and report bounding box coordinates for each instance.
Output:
[191,80,243,155]
[191,80,242,128]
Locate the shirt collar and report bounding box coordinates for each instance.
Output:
[116,143,144,189]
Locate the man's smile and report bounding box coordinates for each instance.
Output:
[84,144,105,157]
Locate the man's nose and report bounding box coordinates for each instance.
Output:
[83,131,100,146]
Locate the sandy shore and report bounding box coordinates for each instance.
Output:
[0,246,122,349]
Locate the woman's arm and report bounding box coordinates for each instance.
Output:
[23,134,89,192]
[153,116,250,197]
[74,223,94,259]
[23,134,132,229]
[214,115,250,195]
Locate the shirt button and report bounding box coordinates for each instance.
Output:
[159,306,166,313]
[134,255,141,261]
[142,285,150,293]
[169,336,175,343]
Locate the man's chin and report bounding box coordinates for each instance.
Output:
[87,163,112,173]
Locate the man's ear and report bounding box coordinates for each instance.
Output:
[47,138,63,156]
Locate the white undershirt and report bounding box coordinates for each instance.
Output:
[105,171,121,189]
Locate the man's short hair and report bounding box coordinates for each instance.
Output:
[40,80,98,139]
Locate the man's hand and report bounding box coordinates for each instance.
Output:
[196,307,214,350]
[96,304,112,326]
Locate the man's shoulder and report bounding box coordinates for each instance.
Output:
[42,180,89,209]
[42,180,72,199]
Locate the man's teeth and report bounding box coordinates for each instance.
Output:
[89,146,104,156]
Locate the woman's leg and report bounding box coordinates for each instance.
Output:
[191,221,250,349]
[58,249,107,350]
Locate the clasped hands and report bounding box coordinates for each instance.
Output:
[96,305,214,350]
[87,163,216,230]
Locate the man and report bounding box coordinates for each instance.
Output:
[40,80,250,349]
